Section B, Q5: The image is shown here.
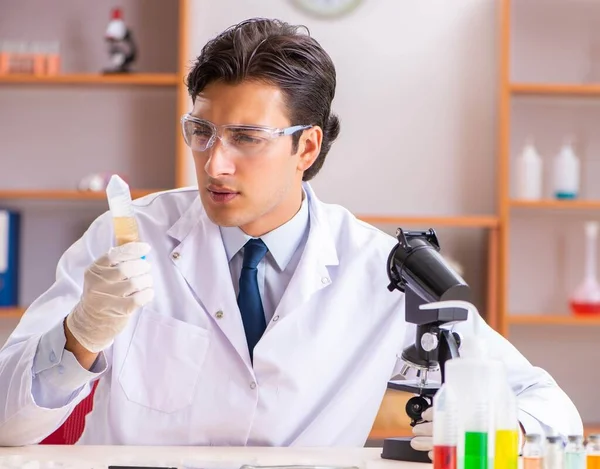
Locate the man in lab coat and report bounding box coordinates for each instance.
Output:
[0,18,582,450]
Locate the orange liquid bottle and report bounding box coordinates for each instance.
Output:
[587,435,600,469]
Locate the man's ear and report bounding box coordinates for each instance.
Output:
[296,126,323,173]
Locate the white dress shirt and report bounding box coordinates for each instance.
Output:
[220,192,309,324]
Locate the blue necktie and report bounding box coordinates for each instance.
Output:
[238,238,268,362]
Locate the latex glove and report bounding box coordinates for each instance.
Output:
[410,406,434,461]
[66,242,154,353]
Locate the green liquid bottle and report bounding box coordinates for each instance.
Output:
[465,431,488,469]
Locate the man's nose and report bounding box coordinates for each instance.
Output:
[204,137,236,178]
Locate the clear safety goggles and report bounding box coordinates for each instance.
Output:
[180,113,313,156]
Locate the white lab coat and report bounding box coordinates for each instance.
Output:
[0,183,583,446]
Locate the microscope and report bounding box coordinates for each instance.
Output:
[103,7,137,74]
[380,228,471,463]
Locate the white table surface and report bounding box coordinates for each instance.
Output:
[0,446,430,469]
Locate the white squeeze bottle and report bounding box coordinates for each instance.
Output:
[514,139,543,200]
[553,139,580,200]
[106,174,140,245]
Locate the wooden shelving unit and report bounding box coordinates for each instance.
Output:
[0,73,179,87]
[499,0,600,433]
[0,189,166,201]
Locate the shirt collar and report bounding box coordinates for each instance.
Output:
[220,190,310,271]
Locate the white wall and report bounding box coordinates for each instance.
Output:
[184,0,499,216]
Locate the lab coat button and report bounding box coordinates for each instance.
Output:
[215,310,224,319]
[250,381,257,389]
[49,351,57,363]
[321,277,330,284]
[272,315,279,322]
[172,252,181,260]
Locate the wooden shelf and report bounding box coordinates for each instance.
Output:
[586,425,600,437]
[508,314,600,325]
[511,83,600,97]
[0,189,165,201]
[510,199,600,210]
[357,215,499,228]
[0,307,25,319]
[0,73,180,87]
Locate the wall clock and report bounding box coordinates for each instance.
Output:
[290,0,364,19]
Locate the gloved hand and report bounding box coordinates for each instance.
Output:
[66,242,154,353]
[410,406,434,461]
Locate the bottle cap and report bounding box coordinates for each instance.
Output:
[547,435,562,444]
[525,434,541,443]
[568,435,584,443]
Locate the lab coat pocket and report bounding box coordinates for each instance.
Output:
[118,309,210,414]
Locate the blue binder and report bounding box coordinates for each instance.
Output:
[0,210,20,307]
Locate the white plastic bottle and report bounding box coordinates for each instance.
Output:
[553,140,580,200]
[514,139,543,200]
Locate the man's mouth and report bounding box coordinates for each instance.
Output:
[207,185,239,204]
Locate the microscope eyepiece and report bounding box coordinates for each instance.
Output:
[387,228,470,305]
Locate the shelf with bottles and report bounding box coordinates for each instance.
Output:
[1,1,180,79]
[507,216,600,331]
[509,92,600,203]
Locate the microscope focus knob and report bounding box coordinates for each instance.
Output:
[420,332,439,352]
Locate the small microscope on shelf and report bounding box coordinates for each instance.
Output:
[380,228,472,463]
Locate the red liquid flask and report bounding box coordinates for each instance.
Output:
[570,222,600,316]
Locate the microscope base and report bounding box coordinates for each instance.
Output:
[380,437,432,463]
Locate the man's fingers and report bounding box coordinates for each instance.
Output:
[413,421,433,437]
[410,436,433,452]
[422,406,433,421]
[107,242,151,265]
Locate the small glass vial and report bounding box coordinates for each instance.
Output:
[565,435,586,469]
[545,435,564,469]
[586,434,600,469]
[523,434,543,469]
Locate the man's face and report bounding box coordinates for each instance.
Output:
[190,80,321,237]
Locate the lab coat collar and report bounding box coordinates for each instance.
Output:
[165,182,339,370]
[219,189,310,272]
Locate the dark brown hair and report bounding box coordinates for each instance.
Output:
[185,18,340,181]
